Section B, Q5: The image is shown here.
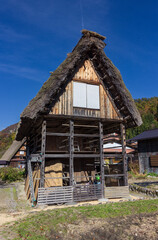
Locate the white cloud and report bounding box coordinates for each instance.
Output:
[0,63,47,82]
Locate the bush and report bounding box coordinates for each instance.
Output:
[0,167,25,182]
[128,160,140,175]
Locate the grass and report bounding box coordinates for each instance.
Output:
[12,187,18,201]
[3,198,158,240]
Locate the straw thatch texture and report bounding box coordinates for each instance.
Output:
[0,138,26,161]
[16,30,142,140]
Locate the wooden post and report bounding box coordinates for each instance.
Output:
[40,120,46,187]
[26,137,30,175]
[69,120,74,186]
[99,122,105,198]
[120,123,128,186]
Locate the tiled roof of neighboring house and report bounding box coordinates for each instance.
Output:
[104,142,135,154]
[130,128,158,141]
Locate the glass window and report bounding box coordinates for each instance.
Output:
[73,82,100,109]
[73,82,87,108]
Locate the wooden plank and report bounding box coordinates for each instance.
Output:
[45,154,70,158]
[105,174,124,177]
[99,122,105,198]
[34,169,40,200]
[73,184,102,201]
[74,133,99,137]
[120,123,128,186]
[46,132,70,137]
[105,186,129,199]
[74,154,100,158]
[40,121,46,187]
[37,186,73,205]
[69,120,74,186]
[150,155,158,166]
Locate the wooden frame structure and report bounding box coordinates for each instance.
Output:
[16,30,142,205]
[25,116,129,205]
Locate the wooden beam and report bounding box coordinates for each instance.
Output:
[104,154,122,158]
[74,134,99,138]
[104,174,124,177]
[120,123,128,186]
[62,123,98,128]
[69,120,74,186]
[44,114,123,123]
[45,154,70,158]
[114,95,120,101]
[99,122,105,198]
[74,154,100,158]
[40,120,46,187]
[124,115,131,121]
[46,132,70,137]
[120,106,126,111]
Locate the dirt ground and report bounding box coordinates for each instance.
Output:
[59,212,158,240]
[1,179,158,239]
[1,211,158,240]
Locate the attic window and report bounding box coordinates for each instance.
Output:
[73,82,100,109]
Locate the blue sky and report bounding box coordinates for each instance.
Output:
[0,0,158,130]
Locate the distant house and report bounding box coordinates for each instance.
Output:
[0,139,26,168]
[103,133,137,176]
[104,133,136,155]
[130,129,158,174]
[0,161,8,168]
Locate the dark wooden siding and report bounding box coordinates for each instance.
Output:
[138,138,158,153]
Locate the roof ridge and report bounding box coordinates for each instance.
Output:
[143,128,158,132]
[81,29,106,40]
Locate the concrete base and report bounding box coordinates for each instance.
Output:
[65,202,78,206]
[98,198,109,202]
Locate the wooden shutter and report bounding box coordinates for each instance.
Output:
[150,155,158,167]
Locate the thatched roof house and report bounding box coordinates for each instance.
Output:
[16,30,142,141]
[15,30,143,204]
[0,138,26,167]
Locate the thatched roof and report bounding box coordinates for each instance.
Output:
[0,138,26,161]
[16,30,142,140]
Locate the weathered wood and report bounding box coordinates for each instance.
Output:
[40,121,46,187]
[99,122,105,198]
[37,186,73,205]
[105,186,129,199]
[62,123,98,128]
[49,60,120,120]
[74,133,99,137]
[69,120,74,186]
[150,155,158,167]
[74,154,100,158]
[104,174,124,177]
[46,132,70,137]
[45,114,123,123]
[120,123,128,186]
[45,154,70,158]
[73,184,102,202]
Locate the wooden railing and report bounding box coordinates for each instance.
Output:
[37,184,102,205]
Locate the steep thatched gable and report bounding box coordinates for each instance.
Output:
[16,30,142,140]
[0,138,25,161]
